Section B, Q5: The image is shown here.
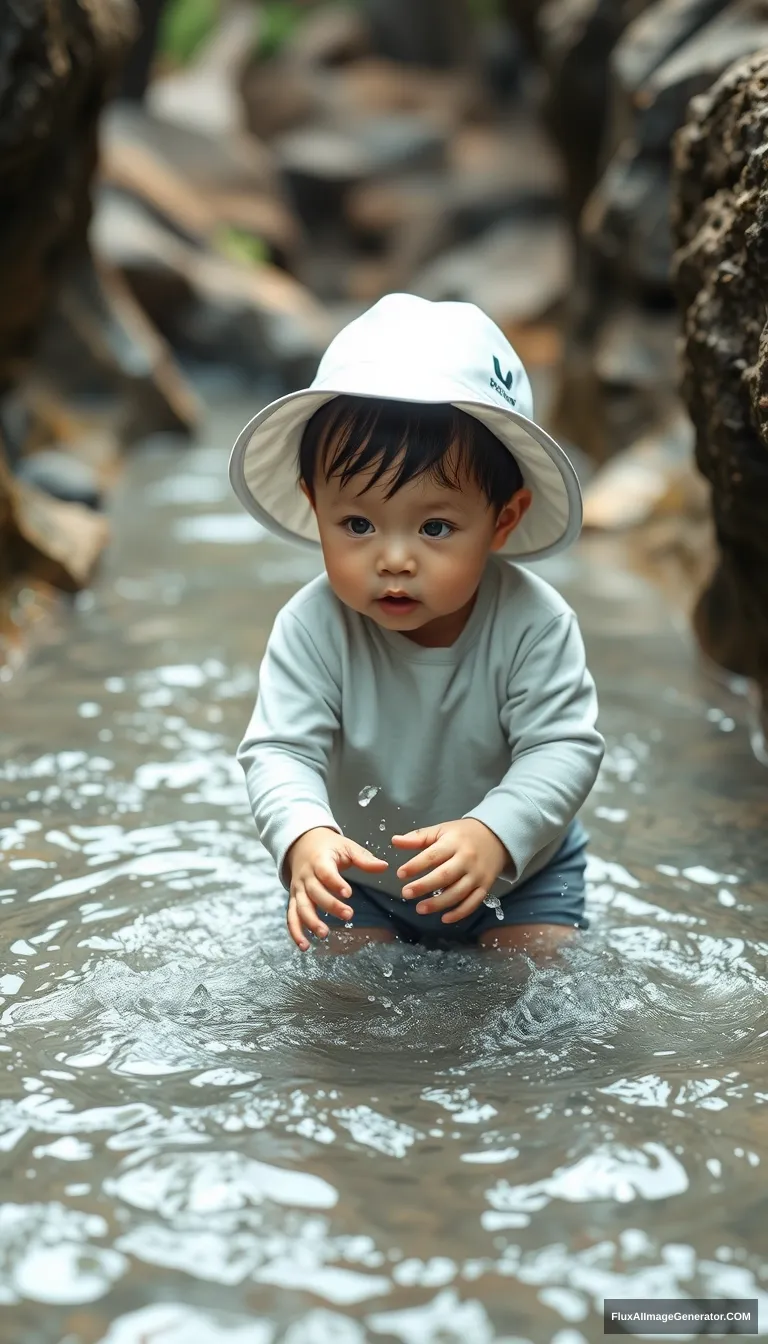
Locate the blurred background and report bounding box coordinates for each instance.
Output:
[2,0,768,751]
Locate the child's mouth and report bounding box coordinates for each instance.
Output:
[378,595,419,614]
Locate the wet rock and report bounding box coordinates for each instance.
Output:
[671,47,768,713]
[583,153,675,293]
[0,434,109,592]
[0,0,136,397]
[36,245,200,445]
[633,0,768,155]
[535,0,655,219]
[542,0,768,464]
[275,115,447,227]
[612,0,730,104]
[92,191,333,385]
[100,102,302,269]
[15,451,103,511]
[413,216,572,326]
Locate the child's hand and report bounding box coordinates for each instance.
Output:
[285,827,388,950]
[393,819,510,923]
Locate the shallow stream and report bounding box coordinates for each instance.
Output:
[1,400,767,1343]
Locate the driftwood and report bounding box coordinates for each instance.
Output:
[672,48,768,719]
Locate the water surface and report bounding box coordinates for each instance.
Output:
[1,403,767,1343]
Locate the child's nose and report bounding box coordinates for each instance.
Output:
[377,540,416,574]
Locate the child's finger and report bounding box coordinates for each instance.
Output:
[305,874,353,922]
[402,859,463,901]
[286,897,311,951]
[291,888,329,942]
[315,859,353,902]
[414,873,477,912]
[396,841,448,881]
[440,887,489,923]
[344,844,388,871]
[390,822,438,844]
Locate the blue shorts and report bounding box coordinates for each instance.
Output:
[322,818,589,947]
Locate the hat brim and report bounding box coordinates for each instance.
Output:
[229,378,582,561]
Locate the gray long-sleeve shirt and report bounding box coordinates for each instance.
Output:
[238,556,604,901]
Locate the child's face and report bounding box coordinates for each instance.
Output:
[301,451,531,646]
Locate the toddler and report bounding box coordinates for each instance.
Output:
[230,294,604,956]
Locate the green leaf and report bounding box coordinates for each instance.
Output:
[158,0,221,66]
[215,227,268,267]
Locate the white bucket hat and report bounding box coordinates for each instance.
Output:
[229,293,582,561]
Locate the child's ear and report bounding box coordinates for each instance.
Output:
[490,489,532,551]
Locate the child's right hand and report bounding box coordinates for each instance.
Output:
[285,827,388,950]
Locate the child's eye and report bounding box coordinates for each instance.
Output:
[421,520,454,539]
[342,516,373,535]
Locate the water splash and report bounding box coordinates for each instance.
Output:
[357,786,380,807]
[483,893,504,922]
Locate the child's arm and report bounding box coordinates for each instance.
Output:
[463,610,604,883]
[238,608,344,889]
[393,612,603,920]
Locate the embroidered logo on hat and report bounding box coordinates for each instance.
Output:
[491,356,516,407]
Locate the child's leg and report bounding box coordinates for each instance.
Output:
[314,878,401,953]
[478,922,579,961]
[314,926,397,955]
[472,820,589,960]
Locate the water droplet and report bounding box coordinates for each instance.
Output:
[382,964,393,979]
[344,921,353,929]
[483,893,505,922]
[379,821,386,831]
[368,994,376,1002]
[358,785,380,807]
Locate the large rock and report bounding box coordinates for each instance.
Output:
[0,0,137,396]
[100,101,302,269]
[413,216,572,328]
[92,191,334,386]
[274,114,448,228]
[672,47,768,729]
[545,0,768,465]
[534,0,654,219]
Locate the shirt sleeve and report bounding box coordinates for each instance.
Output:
[463,612,604,883]
[237,608,343,890]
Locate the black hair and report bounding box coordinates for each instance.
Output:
[297,396,524,514]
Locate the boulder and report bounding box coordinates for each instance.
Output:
[412,216,572,326]
[274,114,447,227]
[100,102,302,268]
[672,47,768,727]
[92,190,334,385]
[0,0,137,397]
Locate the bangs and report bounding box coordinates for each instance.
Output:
[298,395,524,509]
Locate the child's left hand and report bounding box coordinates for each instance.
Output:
[392,819,511,923]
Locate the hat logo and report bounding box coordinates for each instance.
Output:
[490,356,516,406]
[492,356,513,390]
